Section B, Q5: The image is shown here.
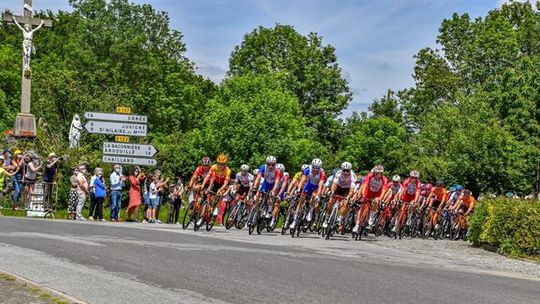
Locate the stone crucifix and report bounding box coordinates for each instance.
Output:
[2,0,52,137]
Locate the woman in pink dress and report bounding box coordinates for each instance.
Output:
[126,167,145,222]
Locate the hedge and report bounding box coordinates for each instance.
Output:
[468,197,540,257]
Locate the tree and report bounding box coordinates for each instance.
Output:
[336,117,408,174]
[156,73,328,175]
[228,24,352,146]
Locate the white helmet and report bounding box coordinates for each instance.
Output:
[410,170,420,178]
[341,162,352,170]
[372,165,384,173]
[240,164,249,172]
[276,163,285,171]
[266,156,277,164]
[252,169,260,175]
[301,164,309,171]
[311,158,323,168]
[392,175,401,182]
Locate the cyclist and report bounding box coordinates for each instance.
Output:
[290,158,326,230]
[269,163,289,227]
[322,169,337,196]
[393,170,421,232]
[235,164,254,201]
[353,165,388,233]
[252,156,282,216]
[381,175,401,204]
[201,154,232,198]
[187,156,211,205]
[426,180,447,229]
[450,189,476,223]
[322,162,355,229]
[287,164,308,195]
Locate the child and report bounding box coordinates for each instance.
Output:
[146,175,158,223]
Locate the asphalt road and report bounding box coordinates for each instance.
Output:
[0,217,538,304]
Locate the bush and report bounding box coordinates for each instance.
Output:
[469,197,540,257]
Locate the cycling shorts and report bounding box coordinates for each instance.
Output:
[237,185,250,197]
[334,185,350,197]
[401,193,416,203]
[302,183,318,197]
[210,182,224,194]
[260,180,275,193]
[431,199,442,209]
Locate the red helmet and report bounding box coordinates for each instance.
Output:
[201,156,210,166]
[424,183,433,191]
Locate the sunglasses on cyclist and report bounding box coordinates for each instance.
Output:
[267,163,275,167]
[342,169,350,173]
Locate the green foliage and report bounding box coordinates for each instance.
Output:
[228,24,352,145]
[164,73,328,175]
[336,117,408,174]
[469,198,540,257]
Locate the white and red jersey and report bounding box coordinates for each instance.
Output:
[362,172,388,199]
[333,170,356,189]
[401,178,421,202]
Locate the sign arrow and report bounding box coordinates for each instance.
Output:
[84,121,147,137]
[102,155,157,166]
[103,142,157,157]
[84,112,147,124]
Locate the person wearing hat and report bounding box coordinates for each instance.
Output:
[10,149,24,210]
[43,152,61,212]
[2,148,14,171]
[0,155,16,199]
[23,151,42,210]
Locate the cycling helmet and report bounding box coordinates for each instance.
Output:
[252,169,260,176]
[436,180,444,187]
[392,175,401,182]
[276,163,285,171]
[201,156,211,166]
[449,186,456,192]
[505,191,514,198]
[372,165,384,173]
[424,183,433,191]
[301,164,309,171]
[455,184,463,191]
[240,164,249,172]
[266,156,277,164]
[464,189,472,196]
[312,158,323,168]
[341,162,352,170]
[410,170,420,178]
[216,154,228,165]
[420,190,427,196]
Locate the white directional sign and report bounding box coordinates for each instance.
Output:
[84,112,147,124]
[103,155,157,166]
[85,121,147,137]
[103,142,157,157]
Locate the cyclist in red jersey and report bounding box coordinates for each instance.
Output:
[353,165,388,233]
[381,175,401,203]
[399,170,421,204]
[187,156,211,204]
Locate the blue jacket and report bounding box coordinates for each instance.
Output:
[94,177,107,198]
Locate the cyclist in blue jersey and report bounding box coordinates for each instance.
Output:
[290,158,326,229]
[252,156,282,213]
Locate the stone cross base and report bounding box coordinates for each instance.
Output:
[14,112,36,137]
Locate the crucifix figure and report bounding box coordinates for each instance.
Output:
[12,16,45,71]
[2,0,52,137]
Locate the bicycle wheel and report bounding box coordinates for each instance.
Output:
[282,207,293,235]
[225,204,238,230]
[182,202,194,229]
[374,216,386,236]
[423,222,432,239]
[194,202,206,232]
[44,211,55,219]
[247,207,258,235]
[236,206,248,230]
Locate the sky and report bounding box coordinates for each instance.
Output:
[3,0,518,116]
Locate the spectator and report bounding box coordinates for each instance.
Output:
[67,167,79,220]
[23,151,42,210]
[167,175,184,224]
[43,153,61,212]
[144,174,158,223]
[2,148,14,171]
[88,168,99,221]
[142,174,151,221]
[0,155,15,199]
[154,170,169,224]
[93,167,107,221]
[110,164,125,222]
[75,163,89,220]
[126,167,145,222]
[11,150,24,210]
